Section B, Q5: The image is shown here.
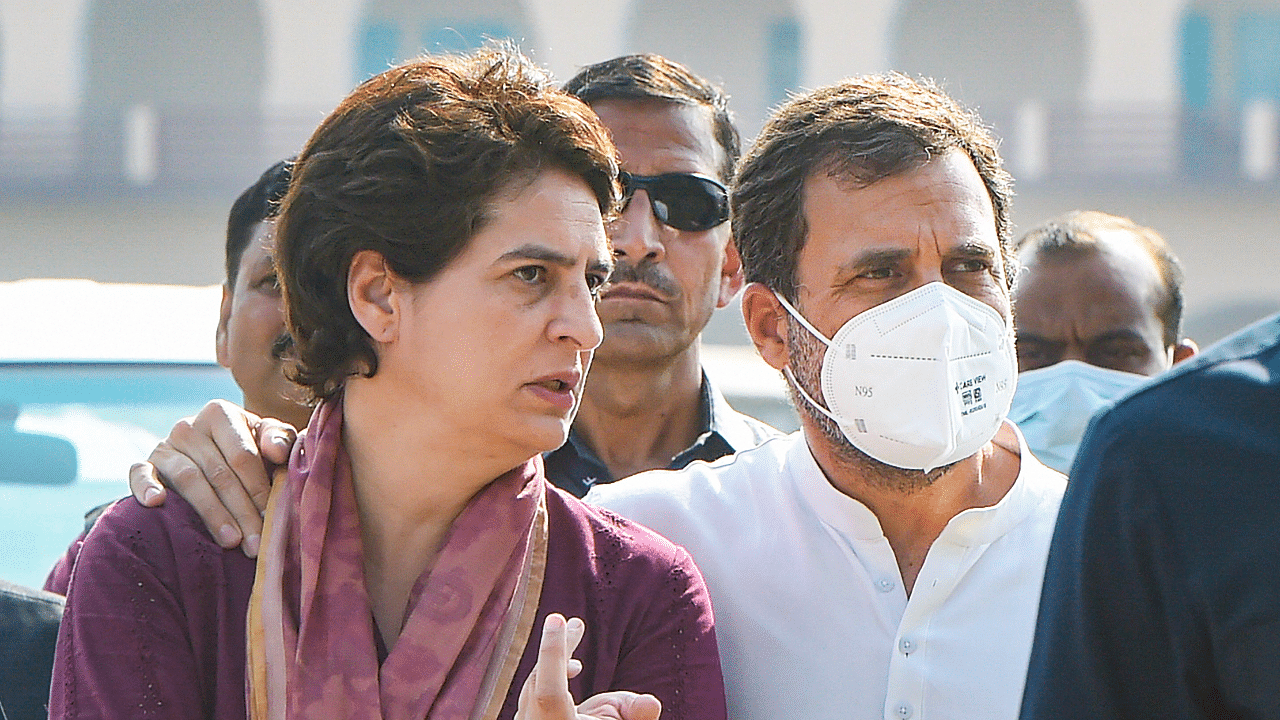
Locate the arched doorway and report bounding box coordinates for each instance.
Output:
[82,0,266,189]
[356,0,539,82]
[623,0,804,136]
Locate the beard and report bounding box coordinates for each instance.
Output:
[785,313,956,494]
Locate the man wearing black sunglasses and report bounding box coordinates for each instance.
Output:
[543,55,781,494]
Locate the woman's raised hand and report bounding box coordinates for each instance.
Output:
[516,614,662,720]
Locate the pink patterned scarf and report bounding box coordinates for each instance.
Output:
[247,396,548,720]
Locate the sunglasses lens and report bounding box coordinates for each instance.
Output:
[620,173,728,232]
[653,175,727,231]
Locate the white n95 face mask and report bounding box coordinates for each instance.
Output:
[776,282,1018,472]
[1009,359,1148,474]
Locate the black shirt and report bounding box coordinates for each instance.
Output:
[543,374,779,497]
[1021,313,1280,720]
[0,579,63,720]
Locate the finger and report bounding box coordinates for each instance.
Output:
[255,418,298,469]
[243,418,294,516]
[576,692,662,720]
[150,402,267,554]
[149,435,243,549]
[192,402,273,556]
[562,616,585,680]
[128,462,167,506]
[618,693,661,720]
[532,614,574,717]
[564,616,585,656]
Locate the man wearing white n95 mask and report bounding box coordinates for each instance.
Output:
[588,75,1065,720]
[1009,211,1198,473]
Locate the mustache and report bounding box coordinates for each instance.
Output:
[270,332,294,361]
[606,260,680,298]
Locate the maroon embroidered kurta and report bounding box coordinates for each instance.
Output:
[49,485,726,720]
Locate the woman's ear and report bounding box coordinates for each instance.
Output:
[347,250,399,344]
[741,282,790,371]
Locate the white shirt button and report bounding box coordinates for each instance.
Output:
[899,638,915,654]
[877,577,896,592]
[894,702,913,719]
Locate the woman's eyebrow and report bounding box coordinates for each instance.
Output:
[498,243,576,266]
[498,244,614,276]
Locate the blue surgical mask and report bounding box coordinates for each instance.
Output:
[1009,360,1149,474]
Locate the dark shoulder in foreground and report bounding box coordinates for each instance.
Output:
[1022,313,1280,720]
[81,492,246,569]
[0,579,63,720]
[52,492,259,720]
[1078,312,1280,463]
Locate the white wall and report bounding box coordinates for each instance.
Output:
[0,0,87,114]
[528,0,627,81]
[1077,0,1185,107]
[262,0,361,115]
[797,0,896,84]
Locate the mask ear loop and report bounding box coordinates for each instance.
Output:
[772,291,833,348]
[771,290,848,426]
[781,365,847,427]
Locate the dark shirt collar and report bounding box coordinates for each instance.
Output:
[544,372,737,497]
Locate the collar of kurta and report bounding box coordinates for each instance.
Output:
[788,420,1055,548]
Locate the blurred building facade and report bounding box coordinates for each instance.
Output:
[1,0,1277,340]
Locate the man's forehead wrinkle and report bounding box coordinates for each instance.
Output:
[1089,328,1150,344]
[620,144,715,175]
[1015,330,1058,345]
[1028,320,1149,348]
[1030,247,1160,304]
[1017,272,1150,334]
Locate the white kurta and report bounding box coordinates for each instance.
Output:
[588,423,1065,720]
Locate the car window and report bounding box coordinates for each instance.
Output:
[0,363,240,588]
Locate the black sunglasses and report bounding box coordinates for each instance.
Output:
[618,171,730,232]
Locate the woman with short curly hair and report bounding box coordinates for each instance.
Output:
[50,47,726,720]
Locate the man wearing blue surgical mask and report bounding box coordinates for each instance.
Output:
[1009,211,1197,473]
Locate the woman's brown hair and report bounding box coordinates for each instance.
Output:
[276,46,619,399]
